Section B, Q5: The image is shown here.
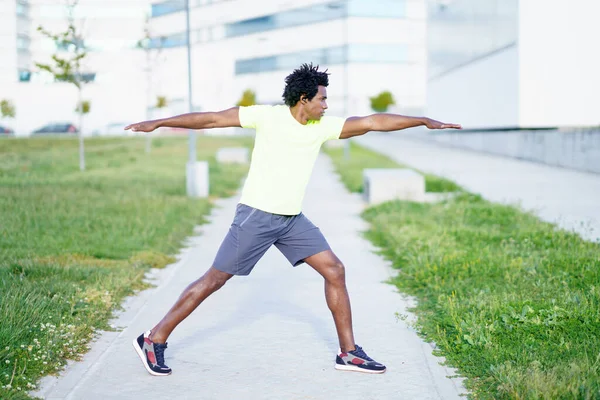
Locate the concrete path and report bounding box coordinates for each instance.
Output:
[34,155,466,400]
[357,133,600,242]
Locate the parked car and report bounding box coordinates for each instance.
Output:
[0,125,14,135]
[32,122,78,134]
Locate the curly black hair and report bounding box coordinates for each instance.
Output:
[282,63,329,107]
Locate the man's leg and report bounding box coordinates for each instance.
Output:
[303,250,355,352]
[149,266,233,343]
[132,266,233,376]
[303,249,386,373]
[134,203,277,375]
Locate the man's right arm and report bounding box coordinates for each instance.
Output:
[125,107,241,133]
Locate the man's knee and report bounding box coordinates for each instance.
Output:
[202,267,232,292]
[325,260,346,285]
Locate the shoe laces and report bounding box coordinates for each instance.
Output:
[350,345,374,361]
[154,343,168,366]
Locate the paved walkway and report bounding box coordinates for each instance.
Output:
[357,133,600,242]
[34,155,466,400]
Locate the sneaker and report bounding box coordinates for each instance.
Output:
[132,330,172,376]
[335,345,386,374]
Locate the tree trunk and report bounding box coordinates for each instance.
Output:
[78,86,85,171]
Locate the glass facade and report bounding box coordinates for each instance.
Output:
[149,33,187,48]
[149,1,408,48]
[226,0,406,38]
[16,1,29,17]
[428,0,518,78]
[151,0,185,18]
[235,44,407,75]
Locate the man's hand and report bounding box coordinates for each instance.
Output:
[423,118,462,130]
[124,120,160,133]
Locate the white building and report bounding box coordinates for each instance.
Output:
[147,0,427,120]
[427,0,600,129]
[0,0,32,96]
[1,0,149,135]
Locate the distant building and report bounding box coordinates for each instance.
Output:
[1,0,148,135]
[0,0,32,87]
[147,0,427,119]
[427,0,600,129]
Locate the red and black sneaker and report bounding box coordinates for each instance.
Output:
[132,331,172,376]
[335,345,386,374]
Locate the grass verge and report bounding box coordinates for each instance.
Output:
[0,135,251,399]
[325,141,600,399]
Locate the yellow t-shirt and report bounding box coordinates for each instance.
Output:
[238,104,345,215]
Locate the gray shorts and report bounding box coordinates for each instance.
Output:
[212,203,330,276]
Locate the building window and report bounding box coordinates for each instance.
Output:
[225,1,405,38]
[149,33,187,48]
[55,38,85,52]
[80,73,96,83]
[151,0,186,18]
[53,72,96,83]
[19,69,31,82]
[16,1,29,17]
[16,35,30,51]
[235,44,407,75]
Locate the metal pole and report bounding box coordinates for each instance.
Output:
[185,0,195,164]
[145,37,152,154]
[184,0,201,197]
[343,0,350,160]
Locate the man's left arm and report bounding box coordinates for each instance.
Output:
[339,114,462,139]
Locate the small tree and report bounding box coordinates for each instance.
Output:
[369,91,395,112]
[236,89,256,107]
[75,100,90,115]
[156,95,168,109]
[36,0,89,171]
[138,16,166,154]
[1,99,16,119]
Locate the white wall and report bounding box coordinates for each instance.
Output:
[519,0,600,127]
[0,0,18,87]
[405,128,600,175]
[426,45,519,128]
[3,76,146,136]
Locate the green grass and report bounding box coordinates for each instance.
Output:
[323,141,462,193]
[0,135,252,399]
[326,143,600,399]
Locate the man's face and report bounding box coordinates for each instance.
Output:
[305,86,328,120]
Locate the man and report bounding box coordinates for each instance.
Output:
[126,63,461,377]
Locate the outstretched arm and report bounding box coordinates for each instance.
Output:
[339,114,461,139]
[125,107,241,133]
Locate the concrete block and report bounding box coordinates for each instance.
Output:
[186,161,209,198]
[324,139,346,149]
[363,168,425,204]
[216,147,249,164]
